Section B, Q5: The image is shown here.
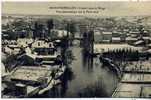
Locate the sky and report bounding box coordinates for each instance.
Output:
[2,2,151,16]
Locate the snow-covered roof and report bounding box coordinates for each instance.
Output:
[126,37,138,41]
[130,31,139,34]
[51,29,71,37]
[134,40,144,45]
[94,31,101,35]
[147,49,151,53]
[11,66,52,82]
[102,31,112,35]
[143,37,150,40]
[102,40,110,42]
[148,44,151,47]
[112,37,121,40]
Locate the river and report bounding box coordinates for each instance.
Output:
[39,43,119,98]
[2,40,119,98]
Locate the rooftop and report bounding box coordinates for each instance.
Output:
[126,37,138,40]
[11,66,52,82]
[112,83,141,97]
[102,31,112,35]
[112,37,121,40]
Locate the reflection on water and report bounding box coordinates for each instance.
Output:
[36,46,119,98]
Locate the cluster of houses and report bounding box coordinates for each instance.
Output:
[94,28,151,44]
[2,36,68,97]
[1,16,76,97]
[2,37,66,66]
[93,27,151,56]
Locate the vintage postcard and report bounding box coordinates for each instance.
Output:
[1,1,151,98]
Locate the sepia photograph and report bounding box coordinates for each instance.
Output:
[1,1,151,98]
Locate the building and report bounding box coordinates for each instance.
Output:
[142,36,151,44]
[3,66,52,96]
[94,30,103,43]
[102,31,112,43]
[126,37,138,43]
[112,31,121,37]
[133,40,145,46]
[3,40,21,55]
[25,41,60,66]
[120,33,127,42]
[130,31,139,35]
[112,37,121,43]
[2,31,9,40]
[148,44,151,49]
[51,29,71,39]
[31,40,54,48]
[17,38,33,48]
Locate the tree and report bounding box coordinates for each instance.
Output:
[66,22,77,39]
[7,31,17,40]
[33,22,39,39]
[47,19,54,38]
[47,19,54,30]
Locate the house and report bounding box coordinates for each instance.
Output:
[133,40,145,46]
[5,66,52,96]
[94,30,103,43]
[133,36,151,46]
[102,31,112,43]
[130,31,139,35]
[126,37,138,43]
[17,38,33,48]
[112,31,121,37]
[148,44,151,48]
[31,40,54,48]
[5,40,21,55]
[5,46,21,55]
[142,36,150,44]
[2,32,9,40]
[25,41,60,66]
[112,37,121,43]
[120,33,127,42]
[51,29,71,38]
